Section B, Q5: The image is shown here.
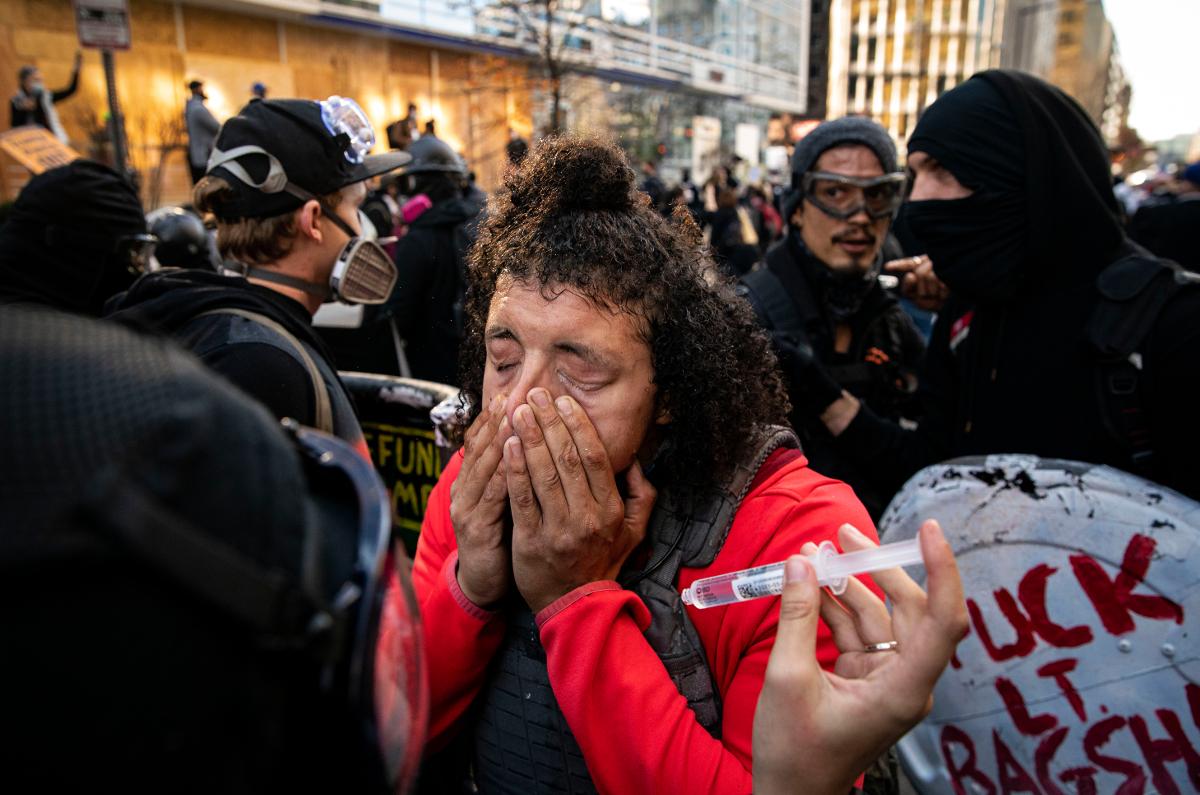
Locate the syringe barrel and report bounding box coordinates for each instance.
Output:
[819,537,922,581]
[682,536,926,609]
[682,562,787,609]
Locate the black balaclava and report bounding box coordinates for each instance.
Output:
[0,160,147,316]
[899,70,1124,303]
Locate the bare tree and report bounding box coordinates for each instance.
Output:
[462,0,589,134]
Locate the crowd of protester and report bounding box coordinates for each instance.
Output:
[3,59,1199,793]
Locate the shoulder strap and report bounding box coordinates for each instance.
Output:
[1088,249,1200,476]
[196,308,334,435]
[738,267,806,339]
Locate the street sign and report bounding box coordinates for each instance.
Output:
[74,0,131,51]
[880,455,1200,795]
[0,127,80,175]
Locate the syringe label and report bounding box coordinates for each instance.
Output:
[732,570,785,601]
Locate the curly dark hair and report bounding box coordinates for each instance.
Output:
[457,135,789,497]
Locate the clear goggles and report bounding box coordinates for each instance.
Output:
[801,171,908,220]
[321,95,376,164]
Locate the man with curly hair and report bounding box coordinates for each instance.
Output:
[408,136,958,794]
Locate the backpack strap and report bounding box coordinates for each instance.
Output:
[196,308,334,435]
[1087,248,1200,476]
[737,267,807,340]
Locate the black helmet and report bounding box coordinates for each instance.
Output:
[147,206,214,270]
[0,305,427,793]
[402,135,466,175]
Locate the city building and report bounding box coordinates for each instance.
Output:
[824,0,1007,150]
[0,0,817,203]
[999,0,1131,147]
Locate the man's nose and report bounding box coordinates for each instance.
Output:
[504,359,559,426]
[847,203,873,224]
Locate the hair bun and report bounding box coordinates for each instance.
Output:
[507,136,636,215]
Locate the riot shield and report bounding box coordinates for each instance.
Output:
[340,372,460,555]
[879,455,1200,795]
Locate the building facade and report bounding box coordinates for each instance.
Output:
[1,0,814,204]
[998,0,1131,147]
[825,0,1007,149]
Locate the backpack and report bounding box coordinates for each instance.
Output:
[1086,246,1200,478]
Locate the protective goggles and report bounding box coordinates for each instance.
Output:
[321,95,376,164]
[84,422,427,794]
[801,171,907,220]
[115,233,159,274]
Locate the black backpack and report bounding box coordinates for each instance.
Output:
[1087,245,1200,478]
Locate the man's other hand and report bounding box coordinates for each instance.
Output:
[450,392,513,608]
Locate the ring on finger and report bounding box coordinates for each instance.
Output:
[863,640,900,653]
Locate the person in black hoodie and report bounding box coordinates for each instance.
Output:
[342,133,479,385]
[739,117,923,519]
[109,97,410,450]
[809,70,1200,502]
[0,159,152,317]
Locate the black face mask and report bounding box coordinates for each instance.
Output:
[899,191,1026,303]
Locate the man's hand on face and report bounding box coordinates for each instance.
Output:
[450,393,513,608]
[504,388,657,614]
[884,255,948,312]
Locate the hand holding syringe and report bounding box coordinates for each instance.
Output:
[681,536,923,608]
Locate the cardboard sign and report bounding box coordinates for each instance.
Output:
[340,372,459,555]
[881,456,1200,795]
[74,0,131,51]
[0,127,81,175]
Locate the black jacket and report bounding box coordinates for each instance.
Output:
[10,72,78,131]
[1128,197,1200,272]
[107,269,362,443]
[350,197,476,385]
[742,234,925,518]
[837,248,1200,502]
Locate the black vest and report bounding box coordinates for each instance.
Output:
[467,426,800,794]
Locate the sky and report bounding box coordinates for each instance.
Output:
[1098,0,1198,141]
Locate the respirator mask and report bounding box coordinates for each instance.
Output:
[206,96,397,305]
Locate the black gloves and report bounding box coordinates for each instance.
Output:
[773,333,845,415]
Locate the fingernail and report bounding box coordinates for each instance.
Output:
[786,556,810,583]
[841,523,868,540]
[515,404,534,429]
[498,415,509,433]
[555,396,573,416]
[529,389,550,408]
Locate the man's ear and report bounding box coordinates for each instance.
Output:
[654,400,671,426]
[790,206,804,229]
[295,199,324,243]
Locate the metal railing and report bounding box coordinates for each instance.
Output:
[312,0,808,112]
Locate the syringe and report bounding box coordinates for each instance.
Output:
[680,537,923,609]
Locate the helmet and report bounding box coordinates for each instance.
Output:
[146,206,214,270]
[0,306,427,793]
[402,135,466,175]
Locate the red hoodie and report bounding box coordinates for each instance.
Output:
[410,447,881,795]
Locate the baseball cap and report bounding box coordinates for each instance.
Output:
[204,97,411,220]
